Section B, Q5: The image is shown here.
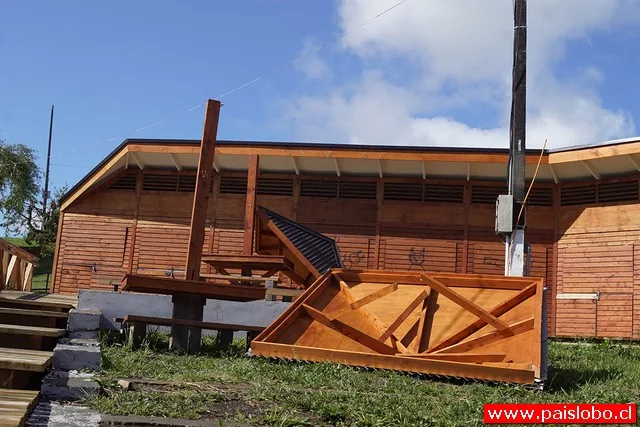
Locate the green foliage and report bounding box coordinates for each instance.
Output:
[0,137,66,257]
[90,337,640,426]
[0,140,40,232]
[25,186,67,256]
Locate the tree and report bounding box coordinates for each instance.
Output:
[0,139,40,233]
[0,137,64,257]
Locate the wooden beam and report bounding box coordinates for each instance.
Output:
[466,162,471,181]
[414,289,438,353]
[4,255,17,289]
[374,180,383,269]
[127,170,143,274]
[420,275,511,332]
[402,353,507,363]
[548,164,559,184]
[350,282,398,310]
[627,154,640,172]
[377,160,383,178]
[333,158,341,177]
[130,152,144,169]
[212,160,220,173]
[434,318,534,354]
[169,153,182,171]
[379,290,429,342]
[243,154,259,256]
[22,263,34,292]
[0,239,39,265]
[290,156,300,175]
[60,146,129,211]
[462,184,470,273]
[548,139,640,164]
[581,161,600,179]
[184,99,221,281]
[421,162,426,180]
[426,281,537,353]
[49,211,65,293]
[302,304,396,355]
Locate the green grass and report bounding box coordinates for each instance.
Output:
[87,333,640,426]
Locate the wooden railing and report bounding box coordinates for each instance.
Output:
[0,239,39,292]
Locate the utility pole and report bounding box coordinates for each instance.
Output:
[42,104,54,223]
[506,0,527,277]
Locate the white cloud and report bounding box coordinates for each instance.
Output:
[286,0,637,148]
[294,39,331,80]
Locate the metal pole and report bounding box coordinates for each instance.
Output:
[42,104,54,223]
[507,0,527,277]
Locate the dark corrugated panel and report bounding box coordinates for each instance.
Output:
[258,206,342,274]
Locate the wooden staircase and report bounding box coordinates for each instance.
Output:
[0,292,76,427]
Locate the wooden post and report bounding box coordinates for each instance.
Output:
[171,99,221,353]
[374,180,383,270]
[462,184,470,273]
[243,154,259,256]
[127,169,144,274]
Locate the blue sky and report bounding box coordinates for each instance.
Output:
[1,0,639,191]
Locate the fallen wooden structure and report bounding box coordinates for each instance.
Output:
[251,269,545,384]
[0,239,39,292]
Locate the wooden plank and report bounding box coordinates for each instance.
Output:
[401,353,507,363]
[184,99,221,281]
[120,315,264,332]
[427,282,537,353]
[379,290,429,342]
[0,347,52,372]
[22,263,34,292]
[4,256,17,289]
[127,169,144,274]
[434,318,534,354]
[0,388,39,427]
[200,254,285,270]
[199,273,275,283]
[0,296,74,311]
[251,341,535,384]
[243,154,259,256]
[415,289,438,353]
[265,288,305,298]
[350,282,398,310]
[121,274,265,302]
[0,308,68,319]
[420,275,511,332]
[301,304,396,355]
[0,323,66,337]
[0,239,38,265]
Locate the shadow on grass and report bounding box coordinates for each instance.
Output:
[545,366,621,392]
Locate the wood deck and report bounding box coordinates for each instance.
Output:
[0,348,52,373]
[0,388,39,427]
[0,291,76,312]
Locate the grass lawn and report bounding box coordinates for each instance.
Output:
[87,333,640,426]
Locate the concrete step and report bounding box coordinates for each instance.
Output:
[52,342,100,372]
[41,370,100,401]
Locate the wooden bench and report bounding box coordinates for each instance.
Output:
[0,347,52,389]
[114,315,264,351]
[0,323,65,352]
[0,307,68,329]
[0,388,39,427]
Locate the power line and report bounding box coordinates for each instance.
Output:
[0,0,412,169]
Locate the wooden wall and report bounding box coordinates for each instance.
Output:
[54,168,640,340]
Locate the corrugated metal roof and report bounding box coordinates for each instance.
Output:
[258,206,342,274]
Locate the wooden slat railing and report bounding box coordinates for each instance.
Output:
[0,239,39,292]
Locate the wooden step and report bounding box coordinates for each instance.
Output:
[0,297,73,313]
[0,347,52,373]
[0,388,39,427]
[0,324,65,338]
[0,308,68,319]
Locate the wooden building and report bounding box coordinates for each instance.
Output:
[54,138,640,340]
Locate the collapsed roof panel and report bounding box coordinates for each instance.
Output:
[252,269,545,384]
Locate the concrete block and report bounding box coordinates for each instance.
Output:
[28,400,101,427]
[53,343,101,371]
[41,370,101,401]
[67,308,102,332]
[68,330,99,340]
[58,337,100,347]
